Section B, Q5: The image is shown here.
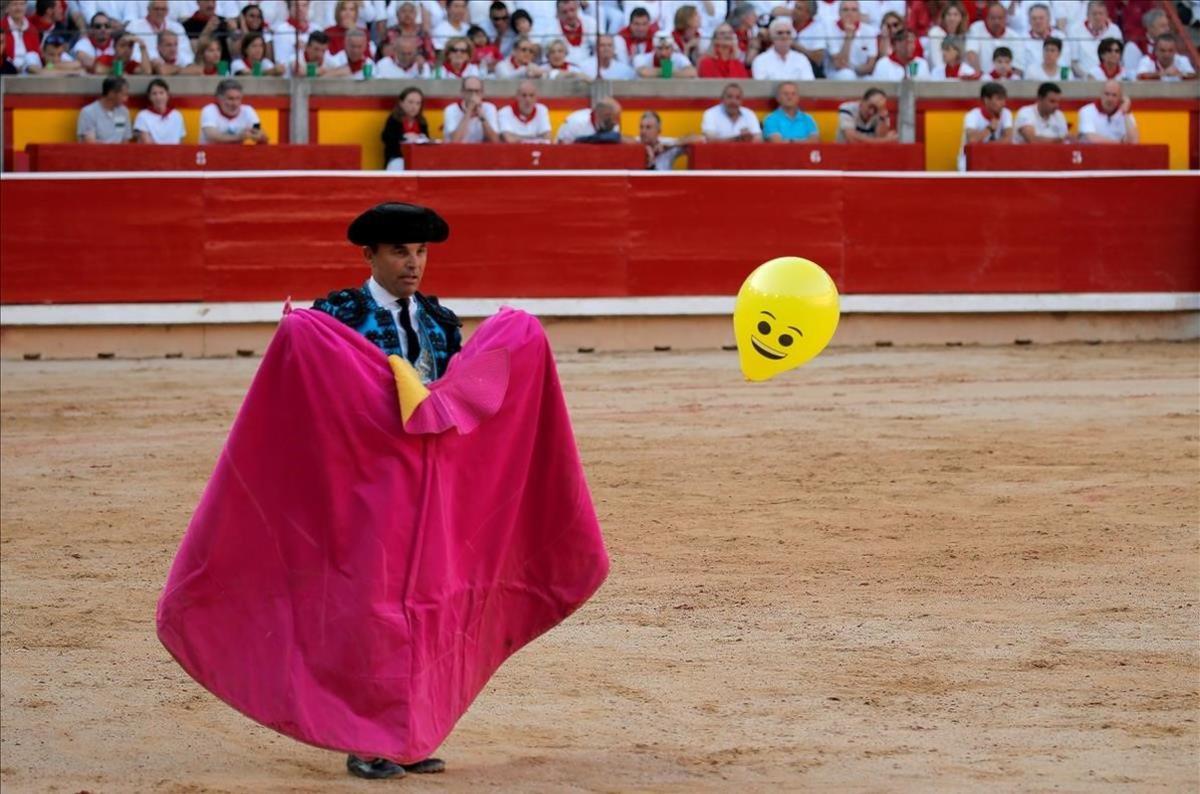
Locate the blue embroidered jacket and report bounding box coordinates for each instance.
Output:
[313,281,462,382]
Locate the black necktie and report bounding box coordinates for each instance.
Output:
[397,297,420,364]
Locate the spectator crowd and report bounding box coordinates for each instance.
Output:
[3,0,1196,83]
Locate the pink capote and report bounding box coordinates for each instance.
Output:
[156,307,609,762]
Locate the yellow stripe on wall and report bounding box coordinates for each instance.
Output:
[13,107,279,148]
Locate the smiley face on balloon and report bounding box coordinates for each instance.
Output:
[733,257,840,382]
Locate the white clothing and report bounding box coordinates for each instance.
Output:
[431,18,471,50]
[824,21,878,79]
[1014,103,1069,142]
[555,108,596,143]
[647,137,685,171]
[198,102,260,143]
[1135,54,1196,81]
[632,50,692,74]
[492,56,539,78]
[133,107,187,144]
[958,106,1013,171]
[751,47,815,80]
[1013,29,1067,72]
[124,17,189,62]
[375,57,432,78]
[283,49,340,75]
[232,56,275,74]
[496,102,552,142]
[701,104,762,141]
[1086,63,1130,81]
[575,56,636,79]
[1077,103,1136,143]
[871,55,931,80]
[1067,19,1122,77]
[72,36,116,63]
[442,100,499,142]
[929,61,979,80]
[964,20,1022,74]
[366,277,421,363]
[1023,59,1072,81]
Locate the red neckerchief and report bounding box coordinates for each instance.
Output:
[401,116,421,135]
[287,15,309,33]
[673,30,690,51]
[986,23,1005,38]
[217,103,241,120]
[734,26,750,52]
[888,52,910,66]
[652,53,667,68]
[348,56,367,72]
[618,24,655,55]
[203,63,217,74]
[507,55,521,69]
[989,68,1011,78]
[836,19,860,34]
[471,44,499,64]
[560,19,582,46]
[945,61,964,77]
[146,104,174,118]
[979,103,998,121]
[702,55,746,77]
[444,59,468,77]
[1085,20,1104,38]
[1095,100,1119,118]
[1099,61,1121,78]
[510,101,536,123]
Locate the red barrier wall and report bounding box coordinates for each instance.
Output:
[1,173,1197,304]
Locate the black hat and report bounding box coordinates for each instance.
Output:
[347,203,450,246]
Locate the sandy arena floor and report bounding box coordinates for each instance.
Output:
[1,341,1198,792]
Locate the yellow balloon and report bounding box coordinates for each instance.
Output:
[733,257,840,382]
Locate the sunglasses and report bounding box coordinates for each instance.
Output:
[93,23,111,29]
[518,46,535,52]
[447,47,467,53]
[491,14,508,21]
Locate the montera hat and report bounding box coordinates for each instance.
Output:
[347,203,450,246]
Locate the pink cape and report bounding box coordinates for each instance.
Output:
[156,307,609,762]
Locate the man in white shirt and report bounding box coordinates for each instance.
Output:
[871,28,930,79]
[1135,34,1196,81]
[752,17,816,80]
[701,82,763,142]
[576,34,636,79]
[1077,80,1138,143]
[1123,8,1169,75]
[443,76,501,143]
[431,0,471,51]
[633,32,696,77]
[553,0,596,64]
[965,1,1022,75]
[151,30,195,74]
[958,81,1013,170]
[199,79,269,144]
[1014,3,1066,73]
[492,35,546,78]
[1068,0,1122,78]
[124,0,188,62]
[497,80,552,143]
[1014,82,1069,143]
[790,0,827,74]
[1050,0,1086,32]
[825,0,878,79]
[374,33,431,78]
[555,97,622,144]
[72,12,117,72]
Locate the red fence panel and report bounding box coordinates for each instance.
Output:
[27,144,361,172]
[688,143,925,171]
[966,143,1170,172]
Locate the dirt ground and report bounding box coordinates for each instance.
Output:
[1,341,1198,792]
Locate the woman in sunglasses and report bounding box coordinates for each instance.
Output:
[492,34,545,78]
[438,35,479,78]
[1087,37,1128,81]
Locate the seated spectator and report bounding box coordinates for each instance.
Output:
[510,9,534,43]
[826,0,879,80]
[555,97,622,144]
[790,0,827,76]
[930,36,979,79]
[98,32,152,75]
[329,28,374,78]
[200,78,269,145]
[27,33,84,75]
[233,31,283,75]
[988,45,1020,79]
[958,81,1013,170]
[482,1,515,57]
[555,0,597,65]
[382,86,430,170]
[1014,3,1064,77]
[72,12,117,73]
[497,80,552,143]
[1077,80,1138,143]
[443,76,499,143]
[77,75,132,144]
[152,31,195,75]
[763,81,820,142]
[134,78,186,144]
[432,0,470,53]
[701,82,763,142]
[639,110,700,170]
[232,3,276,62]
[1087,38,1129,80]
[872,27,930,79]
[752,18,815,80]
[493,35,545,78]
[616,6,657,64]
[28,0,67,38]
[191,38,224,75]
[125,0,187,63]
[635,31,697,78]
[323,0,362,56]
[3,0,43,72]
[467,25,500,73]
[183,0,235,65]
[1023,35,1070,81]
[1135,34,1196,81]
[837,87,898,143]
[1123,8,1169,75]
[545,38,586,79]
[924,0,968,71]
[577,34,636,79]
[383,1,434,65]
[965,1,1021,75]
[438,35,480,78]
[672,3,703,64]
[698,23,750,78]
[375,33,430,78]
[730,3,765,66]
[274,0,314,69]
[1014,81,1068,143]
[1069,0,1122,78]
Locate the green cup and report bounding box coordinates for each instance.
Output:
[306,61,317,77]
[363,61,373,79]
[660,57,673,78]
[113,59,124,76]
[1059,66,1069,79]
[252,60,263,76]
[218,59,229,76]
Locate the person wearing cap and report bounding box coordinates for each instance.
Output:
[633,31,697,78]
[314,203,462,387]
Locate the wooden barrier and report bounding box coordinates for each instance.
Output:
[687,142,924,170]
[27,143,362,171]
[400,142,646,170]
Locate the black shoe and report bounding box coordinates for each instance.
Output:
[402,758,446,774]
[346,755,407,780]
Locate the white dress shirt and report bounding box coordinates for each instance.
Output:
[367,277,420,362]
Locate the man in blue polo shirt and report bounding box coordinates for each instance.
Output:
[762,81,820,142]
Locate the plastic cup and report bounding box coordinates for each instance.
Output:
[252,60,263,76]
[218,59,229,75]
[363,61,373,79]
[306,61,317,77]
[113,59,124,76]
[660,58,673,78]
